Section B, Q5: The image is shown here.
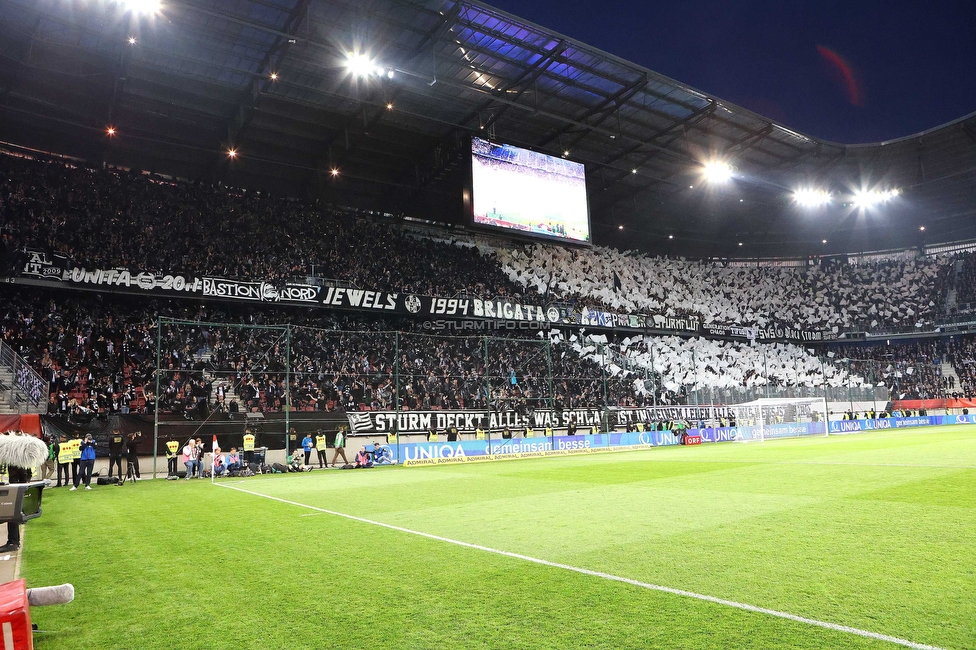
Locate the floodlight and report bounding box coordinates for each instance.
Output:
[128,37,137,45]
[123,0,161,15]
[387,69,395,79]
[618,225,624,230]
[330,168,339,177]
[668,235,674,240]
[386,103,394,110]
[227,148,237,158]
[346,53,376,78]
[793,188,831,207]
[269,72,278,81]
[631,168,637,174]
[852,188,900,209]
[822,239,827,244]
[919,226,926,232]
[106,127,116,136]
[702,160,733,183]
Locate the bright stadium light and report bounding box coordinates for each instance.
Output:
[123,0,161,15]
[701,160,733,183]
[793,188,831,207]
[852,188,900,209]
[346,52,376,78]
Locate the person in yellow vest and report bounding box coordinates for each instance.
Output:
[475,427,485,440]
[243,430,256,464]
[524,426,534,438]
[386,429,397,445]
[55,434,71,487]
[315,430,328,469]
[427,427,438,443]
[69,434,82,486]
[636,422,644,433]
[165,438,181,476]
[330,427,349,468]
[590,424,599,435]
[544,426,553,439]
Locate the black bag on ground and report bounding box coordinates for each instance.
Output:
[96,476,119,485]
[271,462,288,474]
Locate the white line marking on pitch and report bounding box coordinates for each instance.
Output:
[216,483,944,650]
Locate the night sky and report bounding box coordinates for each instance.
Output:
[485,0,976,144]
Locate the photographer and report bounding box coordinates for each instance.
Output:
[108,429,125,482]
[73,434,96,491]
[126,432,142,480]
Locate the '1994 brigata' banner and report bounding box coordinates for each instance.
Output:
[12,249,835,342]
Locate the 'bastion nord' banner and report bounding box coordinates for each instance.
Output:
[12,249,835,342]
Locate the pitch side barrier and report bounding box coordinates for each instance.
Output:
[398,415,974,466]
[398,423,821,466]
[826,413,976,434]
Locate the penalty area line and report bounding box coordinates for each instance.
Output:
[216,482,944,650]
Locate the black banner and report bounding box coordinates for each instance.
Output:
[12,250,835,342]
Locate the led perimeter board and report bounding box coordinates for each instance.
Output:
[466,137,591,244]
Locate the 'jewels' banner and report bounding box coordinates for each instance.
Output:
[12,249,835,342]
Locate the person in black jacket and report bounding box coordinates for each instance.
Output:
[126,432,142,480]
[108,429,125,481]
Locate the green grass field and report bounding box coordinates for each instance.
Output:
[22,426,976,649]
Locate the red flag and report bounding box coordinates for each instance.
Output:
[212,435,219,452]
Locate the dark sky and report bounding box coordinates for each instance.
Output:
[485,0,976,144]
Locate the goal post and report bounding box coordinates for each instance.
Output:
[728,397,828,442]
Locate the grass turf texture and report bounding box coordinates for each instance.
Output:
[23,426,976,649]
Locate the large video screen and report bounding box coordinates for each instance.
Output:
[470,137,590,243]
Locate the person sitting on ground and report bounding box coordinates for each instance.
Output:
[355,446,372,468]
[225,448,241,475]
[212,448,226,477]
[288,450,304,472]
[371,442,395,466]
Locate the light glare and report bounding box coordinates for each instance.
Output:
[702,160,733,183]
[852,188,900,209]
[123,0,161,14]
[346,53,376,78]
[793,188,831,207]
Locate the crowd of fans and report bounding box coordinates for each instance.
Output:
[3,149,976,415]
[0,153,522,298]
[6,287,976,420]
[487,242,952,332]
[0,150,961,336]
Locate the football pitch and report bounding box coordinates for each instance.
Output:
[23,426,976,649]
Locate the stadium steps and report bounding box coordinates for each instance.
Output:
[197,353,241,411]
[0,370,44,415]
[941,362,962,394]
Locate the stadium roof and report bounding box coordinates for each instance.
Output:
[2,0,976,258]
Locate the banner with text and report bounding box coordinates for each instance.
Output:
[13,250,835,342]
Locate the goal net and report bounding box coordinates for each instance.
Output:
[728,397,828,442]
